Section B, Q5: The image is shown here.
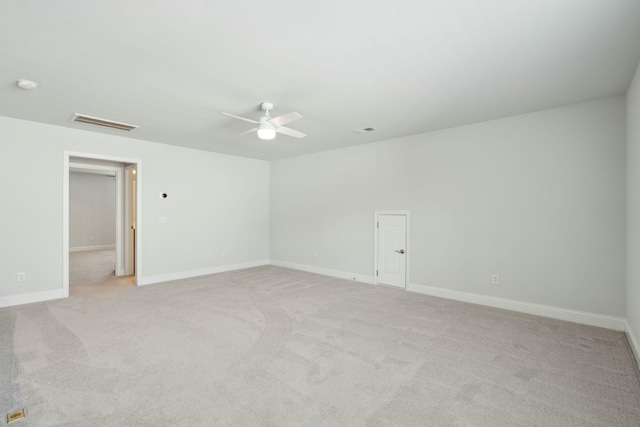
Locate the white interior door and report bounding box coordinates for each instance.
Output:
[376,214,407,288]
[124,165,136,276]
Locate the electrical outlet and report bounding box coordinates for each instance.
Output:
[17,272,26,282]
[89,235,94,241]
[158,216,167,223]
[492,274,500,285]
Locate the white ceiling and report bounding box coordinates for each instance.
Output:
[1,1,639,161]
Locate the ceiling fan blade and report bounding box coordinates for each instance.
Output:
[276,126,306,139]
[240,127,258,136]
[269,112,302,127]
[220,112,259,124]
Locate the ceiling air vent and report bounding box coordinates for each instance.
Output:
[70,113,139,131]
[353,127,376,134]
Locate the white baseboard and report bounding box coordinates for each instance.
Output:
[2,263,629,337]
[138,259,271,286]
[407,282,626,331]
[269,259,375,284]
[0,288,66,308]
[626,320,640,368]
[70,244,116,252]
[268,261,624,330]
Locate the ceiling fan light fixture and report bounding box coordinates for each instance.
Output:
[220,102,306,140]
[257,123,276,140]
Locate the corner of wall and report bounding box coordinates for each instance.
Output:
[626,59,640,367]
[626,320,640,369]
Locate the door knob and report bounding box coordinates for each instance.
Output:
[395,249,405,254]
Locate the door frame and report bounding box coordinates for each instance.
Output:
[373,211,410,288]
[63,151,143,297]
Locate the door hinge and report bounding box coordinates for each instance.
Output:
[376,270,378,276]
[376,221,379,228]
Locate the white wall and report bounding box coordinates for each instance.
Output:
[627,64,640,356]
[69,172,116,249]
[0,94,630,326]
[271,96,626,317]
[0,116,269,304]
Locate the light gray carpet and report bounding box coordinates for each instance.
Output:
[1,250,639,426]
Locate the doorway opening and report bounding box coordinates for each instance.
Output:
[374,211,409,289]
[63,152,142,297]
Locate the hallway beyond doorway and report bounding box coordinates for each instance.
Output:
[69,249,134,297]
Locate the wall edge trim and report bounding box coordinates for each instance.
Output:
[408,281,625,331]
[138,259,270,286]
[626,320,640,369]
[266,260,624,331]
[270,259,375,284]
[0,289,65,308]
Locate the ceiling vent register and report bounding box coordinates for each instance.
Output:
[70,113,139,131]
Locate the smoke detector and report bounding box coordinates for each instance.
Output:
[17,79,39,90]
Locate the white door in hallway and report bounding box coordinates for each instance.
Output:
[124,165,137,276]
[376,213,407,288]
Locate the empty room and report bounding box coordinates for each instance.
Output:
[1,1,640,425]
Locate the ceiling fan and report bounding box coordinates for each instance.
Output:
[220,102,306,140]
